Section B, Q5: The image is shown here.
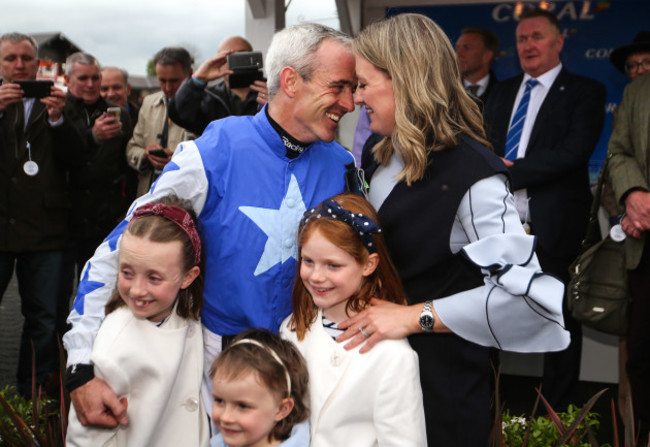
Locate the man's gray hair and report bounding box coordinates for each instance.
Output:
[0,32,38,54]
[102,66,129,84]
[265,23,352,98]
[65,52,100,76]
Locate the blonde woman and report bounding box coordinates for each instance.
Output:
[338,13,570,446]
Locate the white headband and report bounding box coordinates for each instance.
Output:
[230,338,292,396]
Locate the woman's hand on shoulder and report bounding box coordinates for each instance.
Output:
[336,298,421,353]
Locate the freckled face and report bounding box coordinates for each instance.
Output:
[300,229,377,323]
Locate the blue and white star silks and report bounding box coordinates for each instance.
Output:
[64,108,354,364]
[71,263,105,316]
[239,174,307,276]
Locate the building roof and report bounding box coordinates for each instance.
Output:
[31,32,82,63]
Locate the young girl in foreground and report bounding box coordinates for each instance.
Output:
[210,328,310,447]
[66,195,209,447]
[280,193,427,447]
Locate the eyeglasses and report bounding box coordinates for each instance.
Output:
[624,58,650,74]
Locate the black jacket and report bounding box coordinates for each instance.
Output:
[0,100,84,251]
[168,78,259,135]
[64,94,133,240]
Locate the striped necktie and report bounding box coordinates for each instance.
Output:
[504,79,539,161]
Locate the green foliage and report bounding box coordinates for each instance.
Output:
[146,58,156,77]
[502,405,609,447]
[0,385,65,447]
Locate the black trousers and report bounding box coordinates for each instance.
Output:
[409,332,491,447]
[627,238,650,440]
[536,245,583,411]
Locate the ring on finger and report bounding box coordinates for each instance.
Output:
[359,326,370,338]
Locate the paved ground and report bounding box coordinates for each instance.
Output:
[0,274,22,391]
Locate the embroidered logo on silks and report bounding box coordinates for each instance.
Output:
[282,135,307,154]
[239,174,307,276]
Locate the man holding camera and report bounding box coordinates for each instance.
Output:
[126,47,195,197]
[168,36,267,135]
[0,32,83,396]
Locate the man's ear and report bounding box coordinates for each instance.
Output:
[362,253,379,277]
[274,397,295,422]
[279,66,298,98]
[482,50,494,66]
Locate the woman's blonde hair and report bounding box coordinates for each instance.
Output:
[354,13,491,185]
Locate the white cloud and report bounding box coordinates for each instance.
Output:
[1,0,245,75]
[1,0,340,75]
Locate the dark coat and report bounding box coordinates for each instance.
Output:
[0,100,85,252]
[483,68,606,258]
[476,70,499,111]
[168,77,259,135]
[64,94,133,240]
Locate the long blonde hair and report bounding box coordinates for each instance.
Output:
[354,13,491,185]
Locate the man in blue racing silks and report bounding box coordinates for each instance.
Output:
[63,23,357,429]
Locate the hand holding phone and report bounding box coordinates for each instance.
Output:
[228,51,264,89]
[106,106,121,120]
[15,80,54,99]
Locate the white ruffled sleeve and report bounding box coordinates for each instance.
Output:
[434,174,570,353]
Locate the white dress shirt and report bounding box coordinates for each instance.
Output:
[509,63,563,222]
[464,73,491,98]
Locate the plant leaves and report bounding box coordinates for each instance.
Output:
[555,388,608,447]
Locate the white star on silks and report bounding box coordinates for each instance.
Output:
[239,174,307,276]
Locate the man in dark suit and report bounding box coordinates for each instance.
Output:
[456,27,499,109]
[0,32,84,396]
[483,8,606,410]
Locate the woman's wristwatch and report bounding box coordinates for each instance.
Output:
[419,300,434,333]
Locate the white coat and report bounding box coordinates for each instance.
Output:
[66,306,209,447]
[280,310,427,447]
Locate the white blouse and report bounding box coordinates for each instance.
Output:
[370,159,570,353]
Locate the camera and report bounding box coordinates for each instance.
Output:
[227,51,264,89]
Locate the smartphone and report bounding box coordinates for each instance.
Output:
[228,51,264,89]
[229,71,265,89]
[227,51,263,70]
[14,80,53,98]
[149,149,169,158]
[106,106,121,120]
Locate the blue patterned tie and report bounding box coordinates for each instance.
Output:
[504,79,539,161]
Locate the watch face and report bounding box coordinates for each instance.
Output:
[420,315,434,328]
